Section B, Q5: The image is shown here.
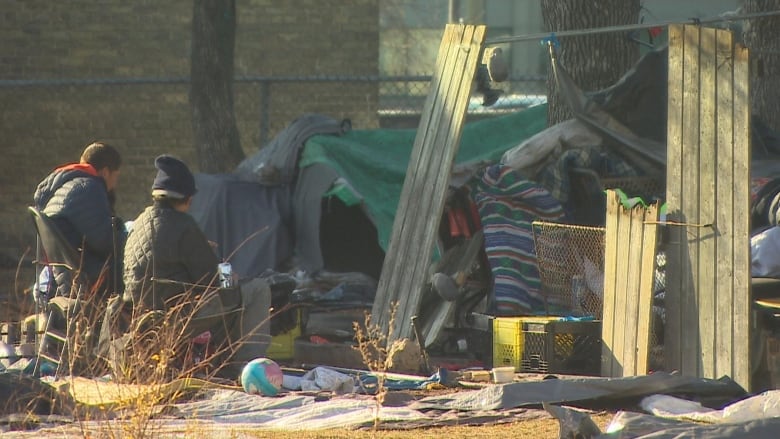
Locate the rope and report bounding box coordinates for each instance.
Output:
[644,220,713,228]
[486,10,780,45]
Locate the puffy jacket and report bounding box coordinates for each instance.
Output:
[123,201,219,311]
[33,163,124,293]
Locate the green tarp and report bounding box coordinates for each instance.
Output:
[299,104,548,251]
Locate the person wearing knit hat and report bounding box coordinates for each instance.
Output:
[104,155,271,380]
[151,154,197,200]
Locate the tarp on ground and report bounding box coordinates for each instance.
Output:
[299,104,548,252]
[598,411,780,439]
[412,372,746,411]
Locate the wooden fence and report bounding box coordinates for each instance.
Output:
[665,24,751,390]
[601,191,660,377]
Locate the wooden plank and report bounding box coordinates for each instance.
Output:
[666,24,752,391]
[384,24,469,333]
[373,24,486,341]
[372,25,457,324]
[732,41,751,390]
[612,197,632,376]
[373,24,463,329]
[620,205,644,375]
[636,203,660,374]
[395,25,481,336]
[697,27,717,378]
[665,24,685,373]
[601,191,659,377]
[394,25,482,337]
[601,190,621,377]
[680,24,702,377]
[714,28,735,380]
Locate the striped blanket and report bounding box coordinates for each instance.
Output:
[472,164,566,315]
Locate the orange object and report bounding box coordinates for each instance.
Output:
[309,335,330,344]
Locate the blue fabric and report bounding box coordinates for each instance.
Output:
[357,369,448,393]
[537,147,638,206]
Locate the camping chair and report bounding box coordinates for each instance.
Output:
[103,279,245,382]
[28,206,100,375]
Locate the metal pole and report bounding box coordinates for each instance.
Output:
[448,0,460,24]
[259,81,270,147]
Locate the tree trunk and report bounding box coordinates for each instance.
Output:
[742,0,780,133]
[541,0,640,126]
[190,0,244,173]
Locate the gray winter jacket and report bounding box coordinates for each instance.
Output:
[123,201,220,311]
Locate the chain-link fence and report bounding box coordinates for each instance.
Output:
[376,74,547,119]
[532,221,606,319]
[249,74,547,142]
[1,73,547,144]
[532,219,666,373]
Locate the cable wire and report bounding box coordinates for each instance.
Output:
[486,10,780,45]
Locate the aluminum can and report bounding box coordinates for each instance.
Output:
[218,262,233,288]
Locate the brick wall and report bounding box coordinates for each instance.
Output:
[0,0,379,267]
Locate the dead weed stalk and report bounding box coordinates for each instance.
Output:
[352,301,403,430]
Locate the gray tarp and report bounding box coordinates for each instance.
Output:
[189,173,294,278]
[548,406,780,439]
[549,390,780,438]
[413,372,745,411]
[599,412,780,439]
[555,45,780,177]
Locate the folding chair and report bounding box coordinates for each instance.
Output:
[103,281,244,382]
[28,206,94,375]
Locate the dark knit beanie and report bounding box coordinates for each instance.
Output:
[151,155,196,199]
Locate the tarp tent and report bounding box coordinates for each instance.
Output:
[300,104,549,254]
[190,105,549,279]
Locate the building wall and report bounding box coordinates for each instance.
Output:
[0,0,379,266]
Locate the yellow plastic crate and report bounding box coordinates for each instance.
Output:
[266,309,302,361]
[492,316,562,371]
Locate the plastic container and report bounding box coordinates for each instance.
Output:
[492,316,563,370]
[218,262,233,288]
[492,366,515,384]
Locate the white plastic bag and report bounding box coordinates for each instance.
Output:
[300,366,356,394]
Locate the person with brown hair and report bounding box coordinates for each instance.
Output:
[33,141,126,297]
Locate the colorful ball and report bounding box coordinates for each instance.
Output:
[240,358,283,396]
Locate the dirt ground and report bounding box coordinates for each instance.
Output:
[5,412,615,438]
[244,413,615,438]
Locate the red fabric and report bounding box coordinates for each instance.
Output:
[310,335,330,344]
[455,209,471,238]
[193,331,211,345]
[447,209,460,237]
[55,162,98,176]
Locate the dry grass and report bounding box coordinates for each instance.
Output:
[352,301,402,429]
[0,264,272,438]
[2,265,615,439]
